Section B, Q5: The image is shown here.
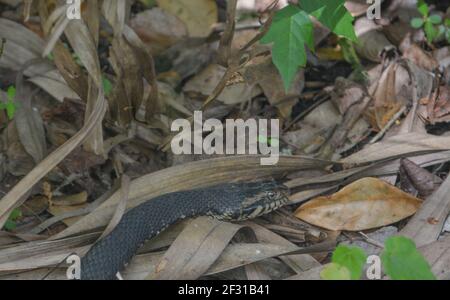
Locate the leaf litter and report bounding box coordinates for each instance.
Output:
[0,0,449,280]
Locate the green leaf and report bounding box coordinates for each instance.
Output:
[331,245,367,280]
[298,0,357,42]
[102,76,113,96]
[261,5,314,90]
[381,236,436,280]
[3,209,21,231]
[429,14,442,25]
[9,209,21,220]
[417,0,429,17]
[7,86,16,101]
[6,102,16,120]
[1,86,17,120]
[411,18,424,28]
[424,21,438,42]
[321,263,352,280]
[445,18,450,27]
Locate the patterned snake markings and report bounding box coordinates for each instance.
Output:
[80,181,290,280]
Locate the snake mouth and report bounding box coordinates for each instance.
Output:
[239,196,290,220]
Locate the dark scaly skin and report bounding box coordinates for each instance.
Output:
[80,182,289,280]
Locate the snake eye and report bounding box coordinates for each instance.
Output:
[267,191,276,198]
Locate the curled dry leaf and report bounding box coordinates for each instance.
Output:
[48,192,89,226]
[427,85,450,124]
[400,158,442,198]
[236,0,288,13]
[295,177,422,231]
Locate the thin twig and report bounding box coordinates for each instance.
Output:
[358,232,385,249]
[369,106,407,144]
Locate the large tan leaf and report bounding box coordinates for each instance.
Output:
[156,0,218,38]
[295,178,422,231]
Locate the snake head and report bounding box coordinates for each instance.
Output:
[212,181,290,221]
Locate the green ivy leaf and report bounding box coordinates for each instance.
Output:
[381,236,436,280]
[411,17,425,29]
[429,14,443,25]
[321,263,352,280]
[298,0,357,42]
[261,5,314,90]
[331,245,367,280]
[417,0,429,17]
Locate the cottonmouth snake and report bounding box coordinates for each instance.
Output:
[80,181,289,280]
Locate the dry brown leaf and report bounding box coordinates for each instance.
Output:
[243,56,304,118]
[399,158,442,198]
[427,85,450,124]
[156,0,218,38]
[370,63,405,130]
[295,177,422,231]
[183,63,262,105]
[130,8,188,55]
[354,18,393,62]
[48,204,87,226]
[14,81,47,165]
[146,217,247,280]
[51,192,88,207]
[400,38,439,72]
[0,18,79,102]
[48,192,89,226]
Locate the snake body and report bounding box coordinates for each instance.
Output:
[80,181,289,280]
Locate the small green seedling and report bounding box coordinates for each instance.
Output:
[321,236,436,280]
[4,209,22,231]
[0,86,18,120]
[411,0,450,44]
